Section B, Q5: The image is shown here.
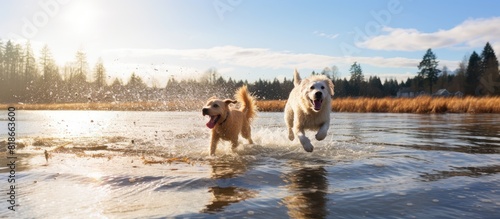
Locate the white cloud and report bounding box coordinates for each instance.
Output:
[357,17,500,51]
[313,31,339,39]
[102,45,462,85]
[105,45,455,70]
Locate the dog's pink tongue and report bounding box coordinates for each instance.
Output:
[206,116,217,129]
[314,100,322,110]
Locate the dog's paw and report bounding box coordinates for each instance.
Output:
[288,131,295,141]
[231,147,238,153]
[298,135,314,152]
[315,131,327,141]
[302,143,314,152]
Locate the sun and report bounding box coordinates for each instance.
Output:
[61,1,100,36]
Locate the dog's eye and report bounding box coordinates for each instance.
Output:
[321,86,325,89]
[310,86,315,90]
[212,104,219,108]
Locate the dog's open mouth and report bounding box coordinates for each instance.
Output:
[311,99,323,111]
[205,115,221,129]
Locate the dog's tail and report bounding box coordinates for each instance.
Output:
[293,69,301,87]
[235,85,257,120]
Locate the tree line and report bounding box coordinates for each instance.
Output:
[0,40,499,104]
[412,42,499,96]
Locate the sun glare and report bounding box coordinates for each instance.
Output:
[47,111,112,138]
[62,1,99,36]
[86,171,104,182]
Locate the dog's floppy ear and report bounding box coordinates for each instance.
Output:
[224,99,237,105]
[326,79,334,97]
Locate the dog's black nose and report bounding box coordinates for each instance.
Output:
[202,108,208,115]
[314,91,322,99]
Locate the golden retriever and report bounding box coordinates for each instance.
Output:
[202,85,257,155]
[284,70,334,152]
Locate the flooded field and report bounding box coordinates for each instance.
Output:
[1,111,499,218]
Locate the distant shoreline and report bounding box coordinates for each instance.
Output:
[1,96,499,113]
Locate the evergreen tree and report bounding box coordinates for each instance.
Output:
[465,51,482,96]
[270,78,282,99]
[0,41,25,101]
[74,49,89,82]
[281,77,294,99]
[23,41,38,82]
[127,72,147,90]
[349,62,364,96]
[93,57,106,88]
[0,41,4,101]
[480,42,500,95]
[39,45,52,79]
[65,49,91,102]
[418,48,441,93]
[4,41,16,82]
[126,73,147,101]
[333,79,344,97]
[13,44,23,86]
[23,41,38,101]
[165,76,180,98]
[383,78,399,96]
[111,78,124,101]
[367,76,383,97]
[37,45,61,102]
[0,41,4,81]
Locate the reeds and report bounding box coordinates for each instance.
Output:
[1,100,204,111]
[2,96,499,113]
[257,96,500,113]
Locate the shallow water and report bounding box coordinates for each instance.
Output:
[1,111,499,218]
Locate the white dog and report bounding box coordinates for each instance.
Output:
[284,70,334,152]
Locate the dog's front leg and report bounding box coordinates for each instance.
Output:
[230,137,240,153]
[294,126,313,152]
[284,104,295,141]
[231,137,239,148]
[209,133,220,156]
[315,120,329,141]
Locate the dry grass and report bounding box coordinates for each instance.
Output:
[0,100,204,111]
[258,96,500,113]
[255,100,287,112]
[2,96,500,113]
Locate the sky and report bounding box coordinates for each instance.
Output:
[1,0,500,87]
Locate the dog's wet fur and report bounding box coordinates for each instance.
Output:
[284,70,334,152]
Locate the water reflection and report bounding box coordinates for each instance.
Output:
[282,166,328,219]
[420,165,500,181]
[405,143,499,154]
[209,159,248,179]
[410,114,500,154]
[456,116,500,149]
[363,113,500,154]
[5,112,500,218]
[202,186,257,213]
[203,159,257,214]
